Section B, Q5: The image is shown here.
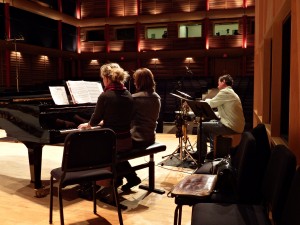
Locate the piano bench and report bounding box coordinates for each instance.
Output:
[117,142,166,194]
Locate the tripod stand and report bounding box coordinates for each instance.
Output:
[162,99,198,165]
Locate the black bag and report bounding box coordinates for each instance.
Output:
[213,156,237,193]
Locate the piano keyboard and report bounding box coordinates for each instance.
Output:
[59,126,102,134]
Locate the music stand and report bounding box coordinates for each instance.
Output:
[186,100,220,165]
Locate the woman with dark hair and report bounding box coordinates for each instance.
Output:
[120,68,161,191]
[131,68,161,148]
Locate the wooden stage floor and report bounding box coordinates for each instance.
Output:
[0,131,197,225]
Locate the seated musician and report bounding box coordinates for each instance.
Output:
[77,62,134,201]
[194,74,245,164]
[119,68,161,191]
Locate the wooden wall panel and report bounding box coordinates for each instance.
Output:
[172,0,192,12]
[226,0,244,8]
[81,0,106,18]
[124,0,138,16]
[80,41,107,53]
[246,0,255,7]
[209,35,243,48]
[139,57,206,78]
[139,39,170,51]
[8,53,58,90]
[109,0,137,17]
[209,0,243,9]
[79,60,101,80]
[247,34,254,47]
[146,38,205,51]
[172,38,205,50]
[245,55,254,76]
[155,0,173,14]
[209,0,226,9]
[110,0,125,17]
[140,0,156,15]
[109,40,137,52]
[209,57,243,78]
[190,0,207,11]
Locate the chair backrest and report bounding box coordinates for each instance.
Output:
[280,167,300,225]
[61,128,116,172]
[249,123,271,202]
[261,144,296,224]
[233,131,259,203]
[232,125,271,204]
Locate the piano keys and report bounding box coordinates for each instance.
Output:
[0,93,95,197]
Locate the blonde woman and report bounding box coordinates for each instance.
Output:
[78,62,133,152]
[77,63,133,202]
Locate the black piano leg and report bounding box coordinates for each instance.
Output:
[24,142,46,198]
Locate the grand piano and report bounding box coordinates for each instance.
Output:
[0,92,95,197]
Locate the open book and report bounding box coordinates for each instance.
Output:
[66,80,103,104]
[49,80,103,105]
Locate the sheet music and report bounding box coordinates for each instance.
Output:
[84,81,103,103]
[66,80,103,104]
[49,86,69,105]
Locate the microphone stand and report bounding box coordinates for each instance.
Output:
[6,35,25,92]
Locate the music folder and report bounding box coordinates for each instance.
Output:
[185,100,219,121]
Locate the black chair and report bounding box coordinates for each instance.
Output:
[49,128,123,225]
[279,167,300,225]
[191,144,297,225]
[193,123,271,204]
[196,123,270,177]
[172,131,257,225]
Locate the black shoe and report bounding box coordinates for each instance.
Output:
[97,187,128,210]
[97,187,115,204]
[121,177,141,192]
[116,178,123,187]
[77,183,101,201]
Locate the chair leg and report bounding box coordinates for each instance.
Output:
[178,205,182,225]
[112,182,123,225]
[49,176,54,224]
[173,205,183,225]
[58,184,65,225]
[92,181,97,214]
